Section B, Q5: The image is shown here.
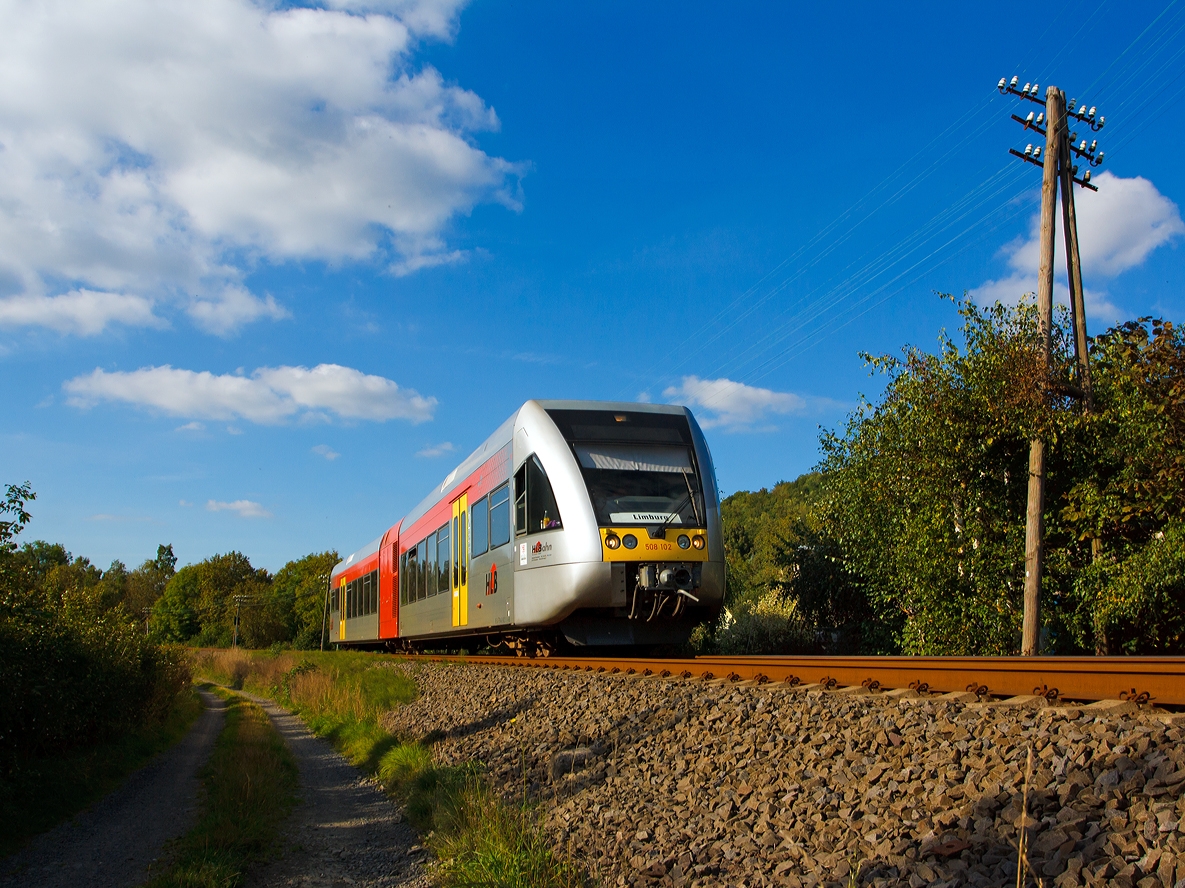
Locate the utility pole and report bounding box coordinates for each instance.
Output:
[999,76,1106,654]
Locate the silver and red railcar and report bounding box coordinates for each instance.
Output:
[329,400,724,653]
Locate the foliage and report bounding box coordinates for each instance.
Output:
[0,482,194,848]
[143,690,297,888]
[816,299,1185,654]
[271,550,339,649]
[711,472,864,653]
[712,588,814,655]
[152,550,337,649]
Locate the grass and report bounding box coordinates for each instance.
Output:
[0,689,203,858]
[143,686,298,888]
[191,648,582,888]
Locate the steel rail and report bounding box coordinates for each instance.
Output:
[396,654,1185,706]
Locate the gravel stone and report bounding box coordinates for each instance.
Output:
[0,690,227,888]
[382,662,1185,888]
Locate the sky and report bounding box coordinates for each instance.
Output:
[2,0,1183,572]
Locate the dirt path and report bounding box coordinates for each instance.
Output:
[240,693,431,888]
[0,689,227,888]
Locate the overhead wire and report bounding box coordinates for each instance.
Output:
[629,0,1182,412]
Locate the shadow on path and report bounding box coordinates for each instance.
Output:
[0,690,227,888]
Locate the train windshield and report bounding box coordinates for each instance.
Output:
[547,409,705,527]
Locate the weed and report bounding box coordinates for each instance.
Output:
[143,689,297,888]
[191,649,581,888]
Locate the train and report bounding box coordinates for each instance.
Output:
[328,400,725,655]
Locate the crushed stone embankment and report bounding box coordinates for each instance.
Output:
[383,662,1185,888]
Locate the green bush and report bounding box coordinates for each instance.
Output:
[0,484,191,768]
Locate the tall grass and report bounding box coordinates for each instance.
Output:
[144,688,298,888]
[191,649,580,888]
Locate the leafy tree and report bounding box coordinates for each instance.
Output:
[818,298,1185,655]
[123,544,177,616]
[0,484,189,766]
[152,552,270,646]
[271,551,339,649]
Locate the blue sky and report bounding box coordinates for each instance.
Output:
[2,0,1183,571]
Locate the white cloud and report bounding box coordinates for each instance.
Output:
[0,0,520,335]
[206,499,272,518]
[0,290,164,336]
[971,172,1183,320]
[64,363,436,424]
[186,287,290,337]
[176,421,205,432]
[416,441,455,457]
[662,375,805,430]
[312,444,341,460]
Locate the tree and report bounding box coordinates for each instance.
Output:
[152,551,270,646]
[271,551,339,649]
[124,544,177,615]
[818,298,1185,655]
[818,297,1080,655]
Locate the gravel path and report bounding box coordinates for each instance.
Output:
[0,689,227,888]
[240,692,431,888]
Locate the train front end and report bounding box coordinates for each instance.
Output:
[514,400,725,648]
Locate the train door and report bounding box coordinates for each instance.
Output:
[451,492,469,627]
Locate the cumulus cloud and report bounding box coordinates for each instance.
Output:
[971,172,1183,320]
[187,287,290,337]
[0,290,164,336]
[416,441,455,457]
[206,499,272,518]
[0,0,519,336]
[662,375,805,430]
[64,363,436,424]
[312,444,341,460]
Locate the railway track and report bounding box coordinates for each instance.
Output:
[398,653,1185,706]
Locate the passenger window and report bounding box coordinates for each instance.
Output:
[425,533,437,597]
[489,484,511,548]
[437,523,451,594]
[331,583,339,613]
[370,570,378,614]
[419,538,428,601]
[410,542,419,607]
[399,552,407,605]
[471,496,489,558]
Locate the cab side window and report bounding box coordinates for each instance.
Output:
[515,454,563,535]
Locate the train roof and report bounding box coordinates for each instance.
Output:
[331,399,696,577]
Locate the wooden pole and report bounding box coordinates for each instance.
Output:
[1059,136,1094,411]
[320,575,331,652]
[1022,85,1064,656]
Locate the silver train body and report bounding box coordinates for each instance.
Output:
[329,400,725,651]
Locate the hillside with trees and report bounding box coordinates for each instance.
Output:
[713,298,1185,656]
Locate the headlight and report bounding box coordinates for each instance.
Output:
[692,534,706,550]
[623,533,638,550]
[677,534,690,549]
[605,532,620,550]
